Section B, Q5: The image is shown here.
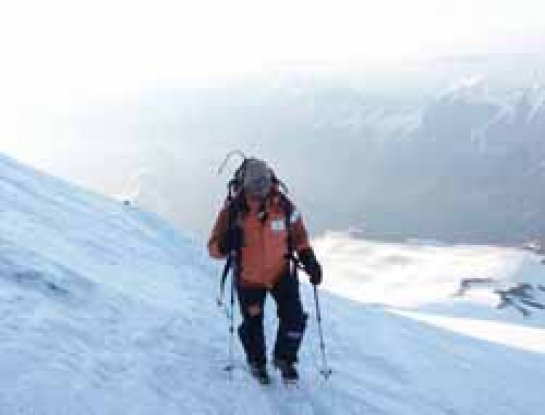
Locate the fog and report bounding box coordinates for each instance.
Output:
[2,1,545,243]
[3,52,545,244]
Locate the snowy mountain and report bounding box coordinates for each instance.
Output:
[11,53,545,244]
[1,153,545,414]
[255,75,545,243]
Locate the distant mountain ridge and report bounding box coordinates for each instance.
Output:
[9,54,545,243]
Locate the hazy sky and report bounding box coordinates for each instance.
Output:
[1,0,544,166]
[1,1,544,241]
[0,0,543,107]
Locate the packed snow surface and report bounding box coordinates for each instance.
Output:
[1,153,544,414]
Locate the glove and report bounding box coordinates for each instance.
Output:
[218,227,244,256]
[298,248,322,286]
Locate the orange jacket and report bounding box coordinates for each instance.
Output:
[208,193,311,288]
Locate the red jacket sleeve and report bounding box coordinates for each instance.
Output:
[208,206,229,259]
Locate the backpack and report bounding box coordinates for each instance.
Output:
[216,153,298,304]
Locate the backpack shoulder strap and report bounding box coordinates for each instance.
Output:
[217,194,245,305]
[278,193,299,270]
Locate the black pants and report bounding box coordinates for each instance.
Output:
[237,273,307,366]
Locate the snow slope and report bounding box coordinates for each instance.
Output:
[1,153,545,414]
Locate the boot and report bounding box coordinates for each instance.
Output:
[273,358,299,383]
[249,362,271,385]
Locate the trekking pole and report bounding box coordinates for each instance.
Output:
[313,285,332,379]
[225,261,236,379]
